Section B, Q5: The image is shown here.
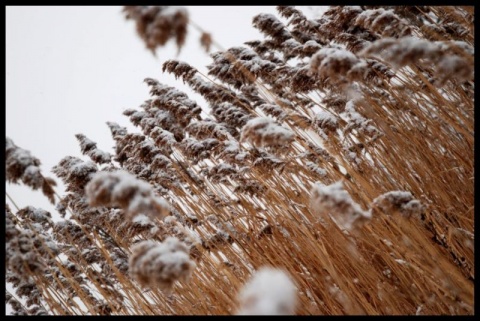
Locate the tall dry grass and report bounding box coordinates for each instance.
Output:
[5,6,474,315]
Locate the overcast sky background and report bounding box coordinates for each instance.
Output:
[6,6,328,314]
[6,6,327,217]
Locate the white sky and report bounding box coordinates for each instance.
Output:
[6,6,326,314]
[6,6,325,216]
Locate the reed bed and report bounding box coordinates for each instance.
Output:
[5,6,474,315]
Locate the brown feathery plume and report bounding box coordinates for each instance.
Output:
[309,47,363,84]
[179,137,220,163]
[217,139,250,164]
[75,134,112,165]
[343,100,381,141]
[163,60,253,109]
[15,206,53,229]
[372,191,424,218]
[185,119,235,141]
[85,170,170,220]
[354,8,412,38]
[124,105,185,142]
[5,209,47,276]
[310,181,371,231]
[149,128,178,154]
[129,237,196,290]
[276,6,325,45]
[359,37,474,84]
[207,47,277,89]
[162,59,198,82]
[123,6,189,54]
[200,32,212,53]
[144,78,203,127]
[6,137,57,204]
[313,110,339,137]
[252,13,292,46]
[52,156,97,193]
[5,204,70,316]
[52,220,94,251]
[212,102,253,129]
[240,117,294,152]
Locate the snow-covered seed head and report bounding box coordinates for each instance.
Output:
[129,237,196,290]
[85,170,170,220]
[372,191,424,218]
[236,267,297,315]
[358,37,474,83]
[240,117,294,151]
[310,181,371,231]
[7,229,47,276]
[314,111,339,134]
[75,134,112,165]
[123,6,189,54]
[15,206,52,228]
[52,156,97,193]
[360,37,440,68]
[6,137,57,204]
[252,13,292,44]
[354,8,412,38]
[310,47,362,81]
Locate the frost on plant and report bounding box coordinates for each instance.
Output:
[129,237,196,290]
[354,8,412,38]
[236,267,297,315]
[52,156,98,193]
[5,5,474,315]
[6,137,56,204]
[75,134,112,165]
[310,181,371,231]
[240,117,294,152]
[85,170,170,220]
[311,47,359,75]
[359,37,474,83]
[372,191,424,218]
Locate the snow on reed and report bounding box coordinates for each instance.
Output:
[75,134,112,165]
[236,267,297,315]
[129,237,196,290]
[6,137,56,204]
[372,190,424,218]
[310,181,371,231]
[240,117,294,151]
[85,170,170,220]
